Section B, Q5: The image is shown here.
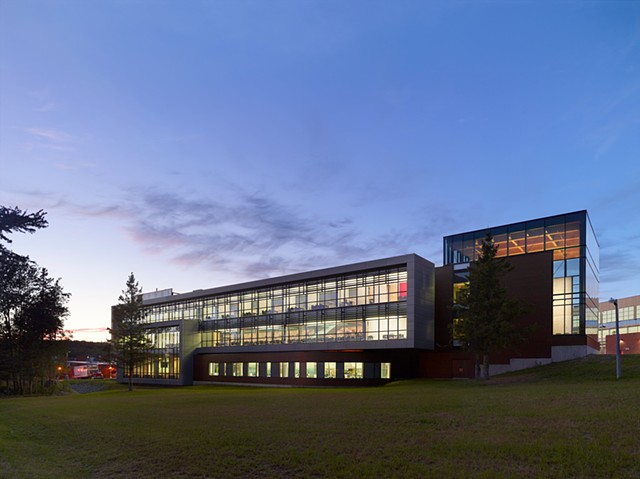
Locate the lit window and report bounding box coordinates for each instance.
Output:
[208,363,219,376]
[306,362,317,378]
[324,362,336,379]
[344,362,363,379]
[381,362,391,379]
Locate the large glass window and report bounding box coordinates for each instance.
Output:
[444,212,599,337]
[279,362,289,379]
[324,362,336,379]
[492,227,508,258]
[195,266,408,348]
[507,226,526,256]
[131,325,180,380]
[247,362,258,377]
[306,362,317,378]
[344,362,364,379]
[526,221,544,253]
[381,362,391,379]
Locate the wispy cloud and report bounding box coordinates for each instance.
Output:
[58,188,377,278]
[26,127,75,143]
[12,184,460,281]
[54,160,96,171]
[127,190,371,276]
[23,127,91,167]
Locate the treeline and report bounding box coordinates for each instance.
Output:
[67,340,112,361]
[0,206,69,395]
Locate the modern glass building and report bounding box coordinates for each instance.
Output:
[120,255,435,386]
[443,211,599,336]
[598,295,640,354]
[114,210,601,385]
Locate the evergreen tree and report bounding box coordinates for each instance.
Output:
[0,206,68,394]
[0,206,47,245]
[453,234,524,379]
[109,273,152,391]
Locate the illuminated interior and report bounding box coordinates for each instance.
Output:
[132,325,181,379]
[194,267,409,347]
[444,211,599,336]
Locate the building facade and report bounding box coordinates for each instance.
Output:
[599,295,640,355]
[434,211,600,376]
[114,210,604,385]
[120,255,434,386]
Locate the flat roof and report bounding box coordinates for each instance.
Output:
[143,253,432,306]
[443,210,588,239]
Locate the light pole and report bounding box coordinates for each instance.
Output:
[609,298,621,380]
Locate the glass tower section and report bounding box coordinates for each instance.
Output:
[443,211,599,335]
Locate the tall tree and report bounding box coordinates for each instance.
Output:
[0,206,68,394]
[453,234,524,379]
[109,273,152,391]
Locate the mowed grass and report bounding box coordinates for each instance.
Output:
[1,355,639,479]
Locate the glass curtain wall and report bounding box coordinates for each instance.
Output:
[131,325,181,379]
[444,212,599,335]
[598,304,640,349]
[142,266,408,349]
[198,267,407,347]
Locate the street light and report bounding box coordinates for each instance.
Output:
[609,297,621,380]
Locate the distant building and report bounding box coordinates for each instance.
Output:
[599,295,640,355]
[113,210,602,386]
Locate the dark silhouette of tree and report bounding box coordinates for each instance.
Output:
[453,234,525,379]
[109,273,152,391]
[0,206,69,394]
[0,206,48,244]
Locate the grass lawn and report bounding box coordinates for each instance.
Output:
[1,355,639,478]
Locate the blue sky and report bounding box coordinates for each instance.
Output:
[1,1,639,341]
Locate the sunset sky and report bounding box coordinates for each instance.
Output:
[1,1,639,341]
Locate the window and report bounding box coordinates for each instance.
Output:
[294,362,300,378]
[324,362,336,379]
[381,362,391,379]
[566,258,580,277]
[265,362,271,378]
[553,260,565,278]
[280,362,289,378]
[526,224,544,252]
[508,227,526,255]
[232,362,243,377]
[306,362,317,379]
[344,362,363,379]
[208,363,219,376]
[247,362,258,377]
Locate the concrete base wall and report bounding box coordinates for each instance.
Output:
[489,358,552,376]
[551,344,599,362]
[488,344,598,376]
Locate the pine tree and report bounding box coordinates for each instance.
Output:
[453,234,524,379]
[109,273,152,391]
